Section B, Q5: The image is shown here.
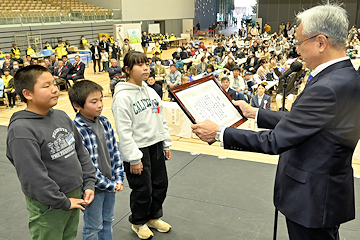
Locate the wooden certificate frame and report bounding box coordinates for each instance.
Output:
[169,75,247,129]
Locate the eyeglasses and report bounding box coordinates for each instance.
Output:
[294,34,328,47]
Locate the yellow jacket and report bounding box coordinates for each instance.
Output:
[170,35,177,40]
[45,45,55,53]
[0,50,5,59]
[55,46,68,59]
[152,46,162,57]
[81,38,90,46]
[3,75,14,91]
[27,48,35,56]
[11,47,21,59]
[108,37,115,44]
[158,37,164,44]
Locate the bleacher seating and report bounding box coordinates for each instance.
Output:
[0,0,114,23]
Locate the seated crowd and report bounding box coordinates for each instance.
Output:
[3,23,360,111]
[139,27,312,111]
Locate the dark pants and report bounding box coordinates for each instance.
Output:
[6,91,16,106]
[124,141,168,225]
[93,59,101,73]
[286,218,340,240]
[67,74,84,82]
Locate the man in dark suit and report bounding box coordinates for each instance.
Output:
[192,4,360,239]
[53,60,69,90]
[67,55,85,82]
[251,83,270,109]
[62,55,73,72]
[99,35,110,53]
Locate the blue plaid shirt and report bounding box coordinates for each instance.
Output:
[74,114,124,192]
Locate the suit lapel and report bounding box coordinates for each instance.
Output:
[253,95,259,107]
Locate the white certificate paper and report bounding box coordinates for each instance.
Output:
[175,80,244,127]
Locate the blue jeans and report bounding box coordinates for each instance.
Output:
[237,90,252,103]
[82,191,116,240]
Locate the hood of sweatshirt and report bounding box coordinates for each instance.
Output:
[9,108,55,127]
[113,81,148,96]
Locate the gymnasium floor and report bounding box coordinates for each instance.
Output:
[1,27,360,239]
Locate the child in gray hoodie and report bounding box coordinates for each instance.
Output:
[6,65,96,240]
[112,51,172,240]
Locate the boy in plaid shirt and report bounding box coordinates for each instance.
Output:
[69,80,124,239]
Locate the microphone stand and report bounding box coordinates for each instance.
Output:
[273,75,289,240]
[273,74,294,240]
[280,75,289,111]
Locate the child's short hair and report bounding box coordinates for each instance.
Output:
[221,76,230,82]
[207,65,215,72]
[175,55,181,60]
[122,51,148,78]
[170,64,177,68]
[14,65,51,103]
[68,80,103,112]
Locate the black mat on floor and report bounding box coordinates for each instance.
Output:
[0,125,360,240]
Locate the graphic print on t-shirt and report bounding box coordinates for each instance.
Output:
[47,127,76,160]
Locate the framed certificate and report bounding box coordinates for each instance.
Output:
[169,75,247,129]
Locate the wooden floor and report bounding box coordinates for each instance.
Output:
[1,42,360,176]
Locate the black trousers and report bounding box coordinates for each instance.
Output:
[93,59,101,73]
[67,74,84,82]
[286,218,340,240]
[124,141,168,225]
[6,91,16,106]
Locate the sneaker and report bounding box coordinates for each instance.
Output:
[131,224,154,239]
[11,105,17,109]
[147,218,171,233]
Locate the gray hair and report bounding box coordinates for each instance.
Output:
[296,3,348,49]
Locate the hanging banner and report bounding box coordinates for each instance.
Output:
[128,29,141,44]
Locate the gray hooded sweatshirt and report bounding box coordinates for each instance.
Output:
[6,109,96,210]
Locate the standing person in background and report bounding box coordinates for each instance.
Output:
[192,3,360,240]
[141,32,150,54]
[285,21,290,38]
[112,42,121,64]
[196,21,201,31]
[279,22,285,35]
[90,41,102,74]
[208,25,213,37]
[99,35,110,53]
[216,23,222,36]
[100,48,109,73]
[122,38,134,58]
